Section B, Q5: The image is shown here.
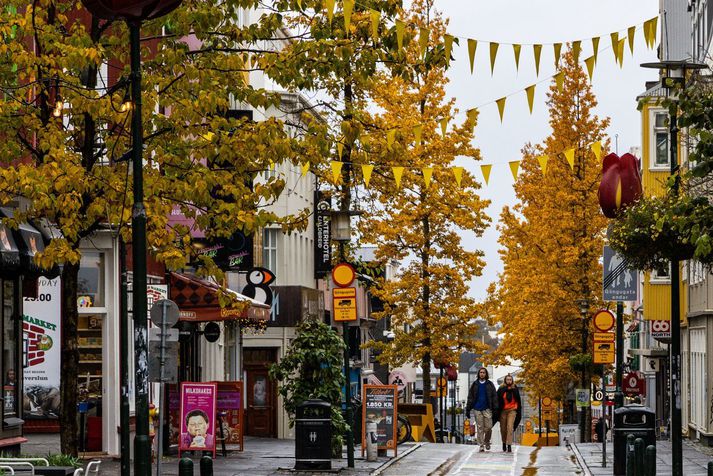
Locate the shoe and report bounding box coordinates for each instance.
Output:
[479,446,485,452]
[507,445,512,453]
[503,443,507,452]
[486,443,490,450]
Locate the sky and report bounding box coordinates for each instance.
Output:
[434,0,660,301]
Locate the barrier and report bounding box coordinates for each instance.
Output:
[398,404,436,443]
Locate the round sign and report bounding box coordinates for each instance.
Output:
[594,390,604,401]
[542,397,552,408]
[593,309,616,333]
[150,299,180,327]
[203,322,221,343]
[437,377,447,389]
[332,263,356,287]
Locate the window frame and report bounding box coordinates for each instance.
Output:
[262,228,278,273]
[651,110,671,170]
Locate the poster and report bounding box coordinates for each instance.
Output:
[179,382,217,457]
[362,385,398,453]
[22,277,61,419]
[216,382,244,451]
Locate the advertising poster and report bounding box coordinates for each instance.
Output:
[362,385,398,454]
[179,382,217,457]
[216,382,244,451]
[22,277,61,419]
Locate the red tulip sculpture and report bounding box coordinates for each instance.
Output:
[598,152,643,218]
[81,0,182,21]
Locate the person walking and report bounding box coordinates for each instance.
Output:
[466,367,498,452]
[496,374,522,453]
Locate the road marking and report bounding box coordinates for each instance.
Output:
[451,445,520,475]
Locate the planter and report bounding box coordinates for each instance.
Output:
[35,467,76,476]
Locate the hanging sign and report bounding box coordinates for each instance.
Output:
[314,191,332,278]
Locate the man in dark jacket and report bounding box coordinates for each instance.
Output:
[465,367,498,451]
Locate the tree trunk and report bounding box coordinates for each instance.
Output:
[60,261,80,456]
[422,353,431,402]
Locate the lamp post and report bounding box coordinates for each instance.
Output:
[640,59,707,476]
[577,299,590,443]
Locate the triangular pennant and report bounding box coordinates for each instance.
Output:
[301,162,310,177]
[422,167,433,188]
[572,40,581,64]
[337,141,344,160]
[584,56,595,81]
[361,164,374,187]
[533,44,542,76]
[452,166,464,186]
[525,84,535,114]
[564,148,575,170]
[537,155,548,175]
[496,97,506,123]
[628,26,635,54]
[269,161,275,171]
[419,27,429,58]
[370,9,380,39]
[396,19,405,51]
[440,117,449,137]
[331,161,343,183]
[643,19,653,48]
[467,39,477,74]
[509,160,520,180]
[513,44,521,71]
[592,37,600,63]
[392,166,404,188]
[296,0,302,9]
[590,141,602,160]
[553,43,562,67]
[616,38,626,67]
[444,34,454,66]
[413,124,422,147]
[481,164,492,185]
[610,32,619,60]
[343,0,354,32]
[386,129,396,149]
[649,17,658,48]
[489,42,499,74]
[555,71,564,92]
[325,0,335,23]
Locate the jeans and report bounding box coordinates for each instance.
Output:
[499,408,517,445]
[473,409,492,446]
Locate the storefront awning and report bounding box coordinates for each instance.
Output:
[0,208,49,277]
[169,272,270,323]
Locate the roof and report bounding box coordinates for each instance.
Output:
[637,81,667,100]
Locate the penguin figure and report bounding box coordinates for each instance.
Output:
[242,267,276,307]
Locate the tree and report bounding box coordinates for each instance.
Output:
[0,0,323,454]
[358,0,489,402]
[487,50,609,429]
[268,318,347,456]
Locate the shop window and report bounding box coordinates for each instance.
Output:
[3,280,17,419]
[78,252,105,308]
[77,314,103,401]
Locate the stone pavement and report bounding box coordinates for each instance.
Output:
[574,439,713,476]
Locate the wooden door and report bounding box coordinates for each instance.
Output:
[245,348,277,437]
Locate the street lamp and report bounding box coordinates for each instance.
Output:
[576,298,590,443]
[78,2,182,475]
[640,59,707,476]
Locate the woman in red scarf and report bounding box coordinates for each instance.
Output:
[496,374,522,452]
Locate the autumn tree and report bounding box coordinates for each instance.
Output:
[0,0,324,454]
[488,49,608,435]
[358,0,490,402]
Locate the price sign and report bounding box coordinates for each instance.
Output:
[362,385,398,453]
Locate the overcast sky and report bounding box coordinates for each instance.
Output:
[434,0,660,301]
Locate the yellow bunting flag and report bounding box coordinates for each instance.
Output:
[554,43,562,67]
[610,32,619,60]
[444,34,454,66]
[489,42,499,74]
[592,37,600,63]
[513,44,521,71]
[343,0,354,32]
[537,155,548,175]
[496,97,506,123]
[419,27,429,58]
[396,20,405,51]
[481,164,492,185]
[644,17,658,49]
[591,141,602,160]
[572,40,581,63]
[468,39,477,74]
[296,0,301,9]
[301,162,310,177]
[361,164,374,187]
[525,84,535,114]
[269,161,275,171]
[452,166,464,186]
[509,160,520,180]
[413,124,422,148]
[616,38,626,67]
[392,166,404,188]
[533,44,542,76]
[422,167,433,188]
[564,148,575,170]
[325,0,335,23]
[331,161,343,183]
[440,117,449,137]
[370,9,380,39]
[337,141,344,160]
[584,56,595,81]
[628,26,636,54]
[386,129,396,149]
[555,71,564,92]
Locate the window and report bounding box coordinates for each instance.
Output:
[3,280,17,419]
[650,263,670,282]
[262,229,278,273]
[690,260,706,285]
[653,112,670,168]
[77,252,105,307]
[690,328,707,429]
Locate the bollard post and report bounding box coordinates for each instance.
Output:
[200,455,213,476]
[708,461,713,476]
[644,445,656,476]
[366,420,377,462]
[178,458,193,476]
[634,438,645,476]
[626,434,636,476]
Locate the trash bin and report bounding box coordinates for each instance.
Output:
[295,399,332,470]
[613,404,656,475]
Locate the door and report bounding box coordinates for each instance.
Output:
[245,348,277,437]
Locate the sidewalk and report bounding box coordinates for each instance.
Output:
[574,439,713,476]
[23,434,410,475]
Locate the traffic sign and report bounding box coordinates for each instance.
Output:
[593,390,604,401]
[541,397,554,410]
[593,309,615,332]
[437,377,447,389]
[593,342,615,364]
[333,287,357,321]
[602,245,638,301]
[593,332,615,342]
[332,263,356,287]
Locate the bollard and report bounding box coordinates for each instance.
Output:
[200,455,213,476]
[644,445,656,476]
[179,457,193,476]
[634,438,645,476]
[626,434,636,476]
[365,420,377,462]
[708,461,713,476]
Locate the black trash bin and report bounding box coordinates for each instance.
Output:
[295,399,332,470]
[613,404,656,475]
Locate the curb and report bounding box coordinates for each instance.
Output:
[370,443,424,475]
[571,444,593,476]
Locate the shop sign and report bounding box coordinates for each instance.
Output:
[179,382,217,457]
[314,191,332,278]
[651,320,670,341]
[623,372,645,396]
[362,385,398,453]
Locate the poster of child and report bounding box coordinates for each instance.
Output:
[179,382,217,457]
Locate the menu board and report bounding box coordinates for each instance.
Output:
[216,381,244,452]
[179,382,217,457]
[362,385,398,454]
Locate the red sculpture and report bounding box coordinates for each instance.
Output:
[80,0,182,21]
[598,152,643,218]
